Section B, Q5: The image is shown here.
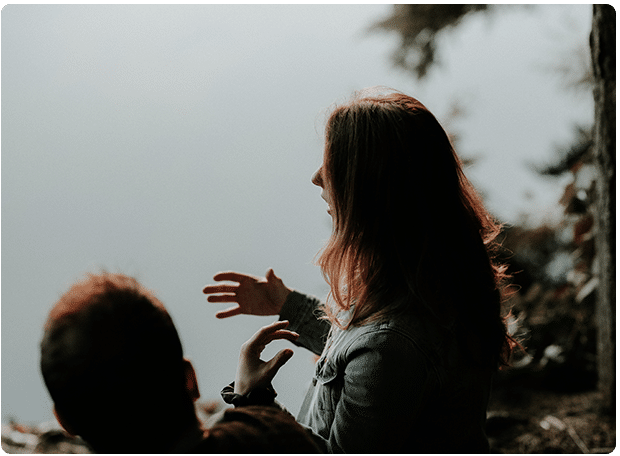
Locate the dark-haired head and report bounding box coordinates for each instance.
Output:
[40,273,200,453]
[315,87,516,367]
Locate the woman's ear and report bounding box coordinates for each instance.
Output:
[53,406,77,437]
[183,358,200,401]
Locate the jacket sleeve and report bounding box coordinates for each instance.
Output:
[279,291,331,356]
[198,406,323,453]
[327,330,436,453]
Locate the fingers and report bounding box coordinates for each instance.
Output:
[205,294,237,303]
[266,348,294,375]
[203,273,251,315]
[246,321,299,349]
[203,282,239,317]
[215,306,242,319]
[212,271,254,283]
[253,320,291,339]
[202,284,237,294]
[265,329,300,344]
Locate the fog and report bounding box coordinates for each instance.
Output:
[2,4,592,424]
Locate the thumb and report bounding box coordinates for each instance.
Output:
[266,268,281,284]
[266,348,294,377]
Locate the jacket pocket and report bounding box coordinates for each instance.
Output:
[315,357,338,385]
[313,358,341,421]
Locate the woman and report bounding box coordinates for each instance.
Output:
[203,88,517,453]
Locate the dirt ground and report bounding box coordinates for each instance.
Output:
[487,386,615,453]
[3,387,615,453]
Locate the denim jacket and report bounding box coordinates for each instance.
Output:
[280,291,493,454]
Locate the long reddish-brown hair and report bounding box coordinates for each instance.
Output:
[316,88,516,367]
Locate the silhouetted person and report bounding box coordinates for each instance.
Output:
[204,87,520,453]
[40,273,319,453]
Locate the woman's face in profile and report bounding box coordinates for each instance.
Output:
[312,160,333,217]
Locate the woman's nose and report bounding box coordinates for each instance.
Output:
[312,168,323,187]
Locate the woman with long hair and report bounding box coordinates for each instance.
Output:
[203,88,517,453]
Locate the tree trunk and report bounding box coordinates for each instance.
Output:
[590,4,615,413]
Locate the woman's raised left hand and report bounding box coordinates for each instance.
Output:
[234,320,299,395]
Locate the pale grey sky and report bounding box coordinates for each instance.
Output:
[2,4,592,424]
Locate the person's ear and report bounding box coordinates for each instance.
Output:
[183,358,200,401]
[53,406,77,437]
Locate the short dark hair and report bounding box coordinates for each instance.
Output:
[40,273,195,453]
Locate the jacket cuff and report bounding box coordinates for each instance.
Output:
[280,291,313,330]
[221,382,277,407]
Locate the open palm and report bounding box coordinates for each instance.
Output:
[203,269,291,319]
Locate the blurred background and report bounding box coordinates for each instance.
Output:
[3,4,613,453]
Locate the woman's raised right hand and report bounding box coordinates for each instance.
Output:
[203,269,292,319]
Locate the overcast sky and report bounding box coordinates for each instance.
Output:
[2,4,592,425]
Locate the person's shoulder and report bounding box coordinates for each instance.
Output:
[343,308,441,360]
[191,406,321,453]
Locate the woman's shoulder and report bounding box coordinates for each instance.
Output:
[338,311,428,353]
[346,302,460,361]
